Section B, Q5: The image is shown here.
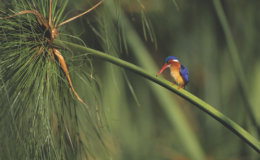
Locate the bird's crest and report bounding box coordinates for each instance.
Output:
[165,56,179,63]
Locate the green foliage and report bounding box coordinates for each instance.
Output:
[0,0,106,159]
[1,0,260,159]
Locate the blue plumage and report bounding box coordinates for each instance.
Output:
[165,56,178,63]
[180,64,189,84]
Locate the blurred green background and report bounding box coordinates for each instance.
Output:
[1,0,260,159]
[86,0,259,159]
[78,0,259,159]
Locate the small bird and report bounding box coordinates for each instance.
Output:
[158,56,189,89]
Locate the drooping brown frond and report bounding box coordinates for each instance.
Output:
[53,48,89,110]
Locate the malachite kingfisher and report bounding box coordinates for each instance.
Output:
[158,56,189,89]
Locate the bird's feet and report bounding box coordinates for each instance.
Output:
[173,83,180,90]
[173,83,181,90]
[172,83,183,90]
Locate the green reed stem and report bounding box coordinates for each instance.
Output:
[54,39,260,153]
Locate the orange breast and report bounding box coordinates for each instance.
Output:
[170,62,185,86]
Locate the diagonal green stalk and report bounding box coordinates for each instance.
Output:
[54,39,260,153]
[213,0,259,130]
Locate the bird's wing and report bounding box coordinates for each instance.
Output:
[180,64,189,84]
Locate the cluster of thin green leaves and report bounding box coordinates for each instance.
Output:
[0,0,107,159]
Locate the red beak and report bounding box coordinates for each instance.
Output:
[158,63,169,75]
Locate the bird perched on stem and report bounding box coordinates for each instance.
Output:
[158,56,189,89]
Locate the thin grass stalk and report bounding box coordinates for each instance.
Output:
[54,39,260,154]
[213,0,259,132]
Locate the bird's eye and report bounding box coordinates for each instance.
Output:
[168,60,174,63]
